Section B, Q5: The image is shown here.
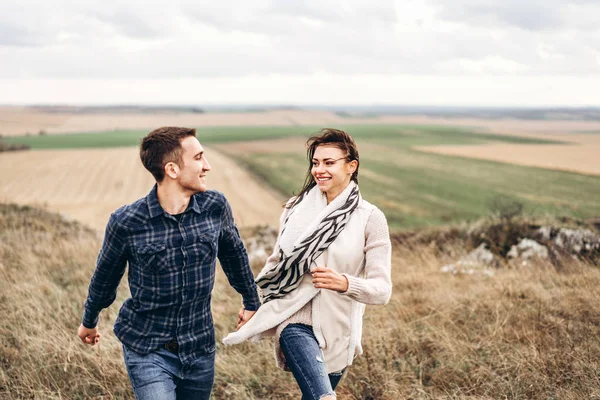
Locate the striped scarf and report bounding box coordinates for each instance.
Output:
[256,183,360,303]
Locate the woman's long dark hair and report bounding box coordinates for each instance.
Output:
[286,128,359,208]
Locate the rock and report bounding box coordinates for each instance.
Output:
[551,228,600,254]
[537,226,553,241]
[440,264,457,274]
[440,262,495,277]
[508,239,549,260]
[241,225,278,266]
[534,226,600,264]
[440,243,498,276]
[460,243,499,268]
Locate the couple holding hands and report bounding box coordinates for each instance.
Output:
[78,126,392,400]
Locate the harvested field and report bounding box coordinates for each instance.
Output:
[4,105,600,142]
[396,118,600,177]
[0,107,353,136]
[0,147,283,231]
[0,107,71,136]
[377,115,600,139]
[415,143,600,176]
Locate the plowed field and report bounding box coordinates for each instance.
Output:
[0,147,283,231]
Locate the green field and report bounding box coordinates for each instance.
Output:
[5,125,598,229]
[3,126,312,149]
[236,145,600,229]
[3,124,560,149]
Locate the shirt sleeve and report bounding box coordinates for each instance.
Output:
[82,212,129,328]
[217,196,261,311]
[341,207,392,305]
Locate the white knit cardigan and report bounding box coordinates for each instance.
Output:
[223,183,392,373]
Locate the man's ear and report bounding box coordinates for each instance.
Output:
[164,162,179,179]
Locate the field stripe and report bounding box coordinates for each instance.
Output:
[415,143,600,176]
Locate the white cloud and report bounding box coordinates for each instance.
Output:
[438,56,529,74]
[536,44,564,61]
[1,74,598,106]
[0,0,598,104]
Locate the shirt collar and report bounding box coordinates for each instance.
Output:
[188,193,203,215]
[146,184,205,219]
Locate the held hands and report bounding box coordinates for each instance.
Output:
[78,324,101,346]
[311,266,349,293]
[236,308,257,331]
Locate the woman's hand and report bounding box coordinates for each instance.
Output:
[236,308,256,331]
[311,266,349,293]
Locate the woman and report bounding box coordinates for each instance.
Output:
[223,128,392,400]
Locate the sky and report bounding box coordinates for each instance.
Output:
[1,0,599,106]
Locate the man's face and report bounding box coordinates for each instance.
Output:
[177,136,211,193]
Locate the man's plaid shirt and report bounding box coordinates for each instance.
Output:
[82,185,260,365]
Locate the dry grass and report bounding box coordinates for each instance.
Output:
[1,204,600,399]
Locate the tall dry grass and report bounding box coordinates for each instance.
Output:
[1,203,599,399]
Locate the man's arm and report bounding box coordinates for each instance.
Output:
[217,197,261,315]
[78,212,128,345]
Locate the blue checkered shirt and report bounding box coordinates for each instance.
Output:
[82,185,260,365]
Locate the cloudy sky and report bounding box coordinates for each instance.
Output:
[1,0,599,106]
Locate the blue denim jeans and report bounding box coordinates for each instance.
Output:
[122,344,215,400]
[279,324,346,400]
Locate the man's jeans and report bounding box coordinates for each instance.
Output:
[122,344,215,400]
[280,324,346,400]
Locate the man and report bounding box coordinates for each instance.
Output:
[78,126,260,399]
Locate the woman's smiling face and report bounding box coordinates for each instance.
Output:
[312,145,357,203]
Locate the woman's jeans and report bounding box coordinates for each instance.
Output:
[280,324,346,400]
[122,344,215,400]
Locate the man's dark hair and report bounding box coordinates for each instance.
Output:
[140,126,196,182]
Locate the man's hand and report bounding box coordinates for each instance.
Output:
[311,266,349,293]
[236,308,257,331]
[78,324,101,346]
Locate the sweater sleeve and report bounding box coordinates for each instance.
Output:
[341,208,392,305]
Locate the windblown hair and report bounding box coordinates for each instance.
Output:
[287,128,359,208]
[139,126,196,182]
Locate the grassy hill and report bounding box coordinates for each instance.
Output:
[2,203,599,399]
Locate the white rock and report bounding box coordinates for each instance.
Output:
[553,228,600,254]
[440,243,498,276]
[508,238,548,260]
[440,264,457,274]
